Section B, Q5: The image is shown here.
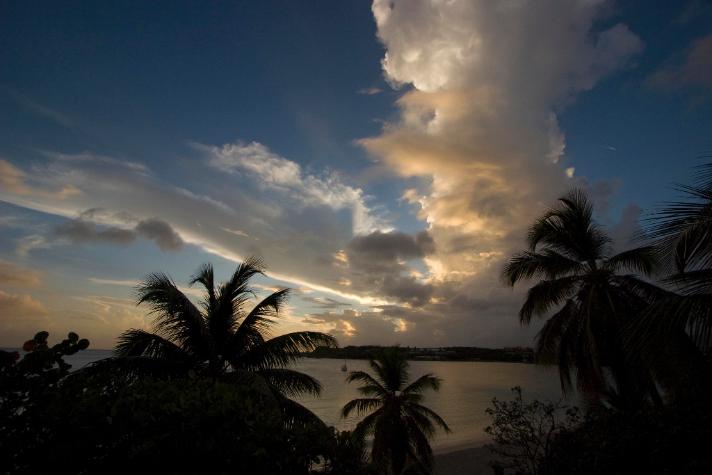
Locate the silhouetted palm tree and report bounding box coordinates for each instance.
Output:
[638,163,712,344]
[628,164,712,399]
[342,348,450,474]
[502,189,660,407]
[95,257,336,422]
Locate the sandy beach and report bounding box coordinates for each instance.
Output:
[434,446,493,475]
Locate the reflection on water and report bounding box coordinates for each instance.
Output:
[63,351,566,451]
[294,358,565,451]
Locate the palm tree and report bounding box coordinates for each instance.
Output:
[502,189,660,407]
[342,348,450,474]
[639,163,712,343]
[91,257,337,422]
[628,163,712,400]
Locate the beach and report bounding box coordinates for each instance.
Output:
[434,445,493,475]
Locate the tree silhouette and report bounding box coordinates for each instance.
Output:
[502,189,660,408]
[89,257,337,423]
[342,348,450,474]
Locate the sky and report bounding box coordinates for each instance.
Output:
[1,0,711,349]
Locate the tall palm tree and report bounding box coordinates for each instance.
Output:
[502,189,660,407]
[342,348,450,475]
[92,257,337,421]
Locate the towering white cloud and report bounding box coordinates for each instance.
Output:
[343,0,645,344]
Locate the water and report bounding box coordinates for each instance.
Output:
[293,359,564,451]
[62,351,565,452]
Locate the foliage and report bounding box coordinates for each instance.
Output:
[0,331,90,473]
[319,429,376,475]
[2,370,334,474]
[0,331,89,424]
[485,387,712,475]
[86,258,337,425]
[484,387,580,475]
[502,189,661,407]
[343,347,450,475]
[544,403,712,474]
[628,163,712,398]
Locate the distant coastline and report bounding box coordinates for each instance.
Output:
[304,345,535,363]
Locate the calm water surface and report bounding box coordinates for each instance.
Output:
[63,351,565,451]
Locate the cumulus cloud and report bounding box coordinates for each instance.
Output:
[353,0,644,341]
[200,141,387,234]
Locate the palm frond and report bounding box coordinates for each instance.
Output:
[402,373,441,395]
[351,407,384,441]
[236,331,336,370]
[136,272,207,354]
[519,276,579,324]
[409,404,451,433]
[527,189,609,262]
[604,246,658,276]
[341,398,382,418]
[276,394,327,430]
[230,288,290,353]
[256,368,322,397]
[115,328,190,360]
[345,370,389,397]
[211,256,265,343]
[189,263,216,310]
[502,249,584,286]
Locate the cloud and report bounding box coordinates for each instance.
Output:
[0,261,43,287]
[135,219,183,251]
[342,230,435,306]
[0,0,646,353]
[0,152,389,307]
[301,296,352,309]
[0,260,42,287]
[648,34,712,93]
[362,0,642,284]
[609,203,644,252]
[0,290,50,346]
[352,0,643,339]
[347,230,434,260]
[4,88,75,128]
[357,87,383,95]
[0,160,32,195]
[199,141,388,234]
[53,215,184,251]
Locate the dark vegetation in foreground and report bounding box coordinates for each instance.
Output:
[4,163,712,474]
[307,345,534,363]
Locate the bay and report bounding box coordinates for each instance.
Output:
[62,351,566,452]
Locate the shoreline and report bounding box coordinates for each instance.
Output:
[434,445,493,475]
